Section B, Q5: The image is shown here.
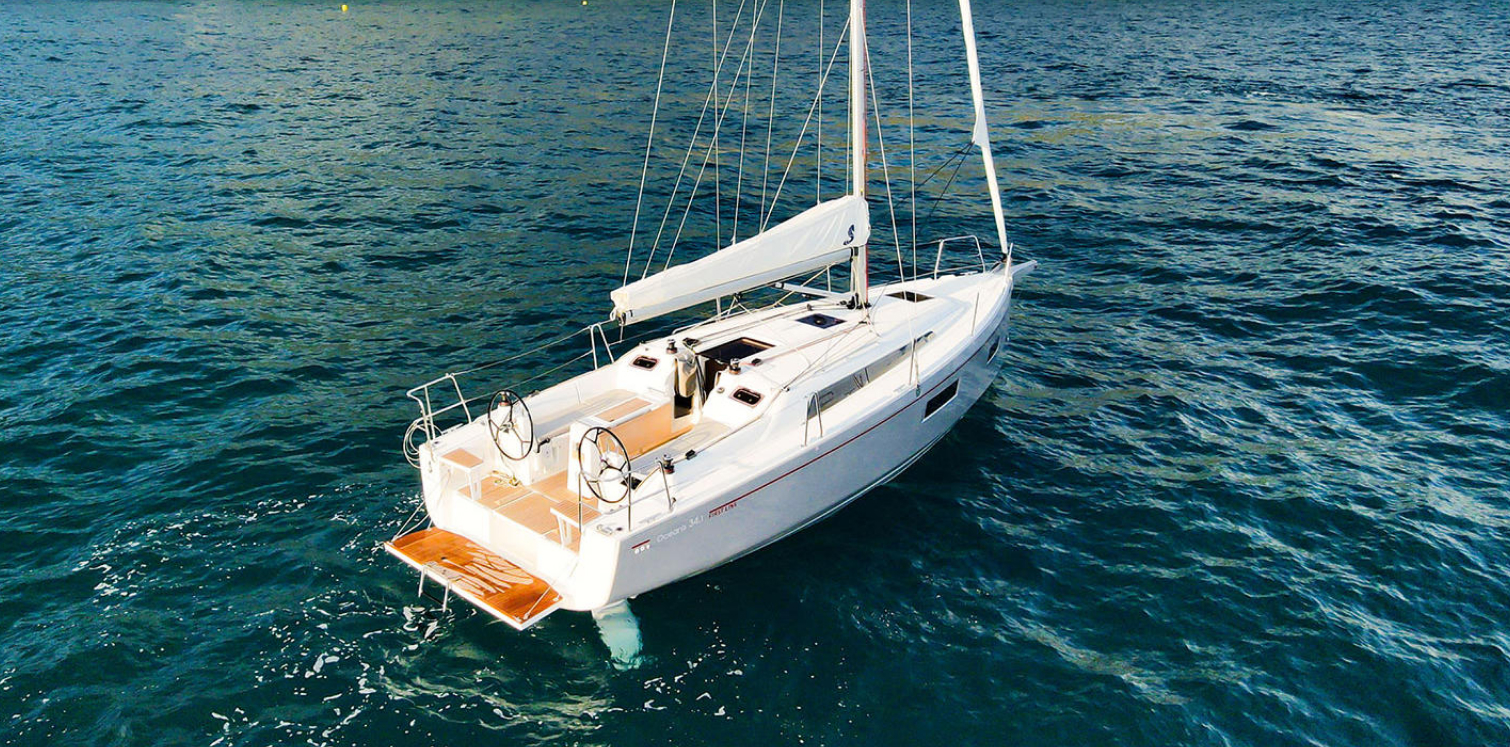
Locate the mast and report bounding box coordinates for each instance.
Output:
[848,0,869,306]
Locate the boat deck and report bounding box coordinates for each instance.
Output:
[459,471,602,548]
[385,527,562,629]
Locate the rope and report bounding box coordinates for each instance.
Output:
[664,0,774,270]
[923,146,972,224]
[642,0,752,279]
[449,324,595,378]
[759,0,783,226]
[763,20,848,231]
[866,55,906,286]
[713,0,721,249]
[732,0,762,243]
[394,494,432,539]
[624,0,678,286]
[920,142,972,188]
[816,0,823,205]
[445,320,671,386]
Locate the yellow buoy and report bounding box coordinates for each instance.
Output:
[341,4,348,11]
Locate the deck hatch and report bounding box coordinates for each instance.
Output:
[888,290,932,303]
[795,312,846,329]
[698,337,773,363]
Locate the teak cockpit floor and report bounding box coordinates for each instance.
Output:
[458,472,602,536]
[384,527,561,630]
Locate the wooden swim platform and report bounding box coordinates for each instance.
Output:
[384,527,561,630]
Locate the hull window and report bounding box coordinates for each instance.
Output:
[924,380,959,420]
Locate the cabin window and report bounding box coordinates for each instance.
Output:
[806,331,935,418]
[732,388,763,406]
[924,380,958,419]
[632,356,659,370]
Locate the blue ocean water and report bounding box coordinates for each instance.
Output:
[3,0,1509,744]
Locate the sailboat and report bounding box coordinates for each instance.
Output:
[386,0,1036,631]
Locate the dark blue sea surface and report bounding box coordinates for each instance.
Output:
[3,0,1509,744]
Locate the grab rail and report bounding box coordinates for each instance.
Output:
[403,375,493,466]
[867,234,1002,286]
[573,432,679,536]
[929,235,988,278]
[804,392,824,445]
[617,458,677,530]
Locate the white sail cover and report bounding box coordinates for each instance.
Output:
[959,0,1011,258]
[612,195,870,324]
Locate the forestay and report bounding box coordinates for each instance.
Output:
[611,195,870,324]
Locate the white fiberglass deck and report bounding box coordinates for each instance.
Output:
[397,264,1026,620]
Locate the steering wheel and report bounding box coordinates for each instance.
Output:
[578,426,630,503]
[486,389,534,461]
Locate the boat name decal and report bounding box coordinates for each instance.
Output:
[639,496,742,554]
[654,515,703,544]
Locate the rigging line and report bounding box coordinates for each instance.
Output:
[915,140,973,192]
[867,53,906,286]
[713,0,720,250]
[643,1,748,280]
[763,19,849,232]
[664,0,775,270]
[642,0,753,279]
[785,301,874,388]
[905,0,916,282]
[923,148,970,224]
[732,0,761,243]
[759,0,782,230]
[451,322,608,378]
[816,0,823,205]
[769,266,829,307]
[666,0,764,271]
[624,0,678,286]
[665,5,769,268]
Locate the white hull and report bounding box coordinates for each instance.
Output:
[603,296,1008,604]
[396,262,1028,624]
